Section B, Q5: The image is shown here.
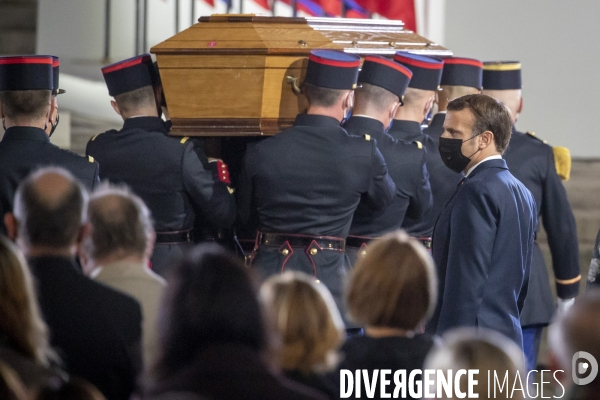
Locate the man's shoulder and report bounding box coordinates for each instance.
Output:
[78,273,142,316]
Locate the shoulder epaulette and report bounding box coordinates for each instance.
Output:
[90,132,103,141]
[364,134,371,141]
[87,155,95,163]
[180,137,190,144]
[525,131,548,144]
[414,140,423,150]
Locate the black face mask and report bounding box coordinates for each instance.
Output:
[438,133,482,173]
[49,112,59,137]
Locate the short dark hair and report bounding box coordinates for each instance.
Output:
[447,94,512,153]
[14,168,87,248]
[149,244,267,383]
[84,184,154,260]
[302,82,345,108]
[355,83,398,110]
[114,86,156,115]
[0,90,52,120]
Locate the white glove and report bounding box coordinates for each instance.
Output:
[557,297,576,315]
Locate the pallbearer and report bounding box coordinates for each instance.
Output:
[417,57,483,237]
[482,61,580,370]
[87,54,236,276]
[44,56,66,137]
[0,55,99,234]
[238,50,396,322]
[344,55,431,263]
[388,52,445,245]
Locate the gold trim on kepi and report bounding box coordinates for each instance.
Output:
[482,62,522,71]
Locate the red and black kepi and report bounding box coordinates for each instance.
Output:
[441,57,483,90]
[102,54,155,97]
[394,52,443,91]
[358,55,413,101]
[482,61,522,90]
[0,55,54,91]
[304,50,361,90]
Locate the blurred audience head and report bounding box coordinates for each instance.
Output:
[549,290,600,393]
[80,183,155,274]
[260,271,345,373]
[35,377,105,400]
[0,362,28,400]
[346,230,437,333]
[0,236,54,366]
[149,244,267,382]
[425,328,526,400]
[4,167,87,257]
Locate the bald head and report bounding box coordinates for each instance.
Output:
[482,89,522,123]
[84,185,154,262]
[13,167,87,250]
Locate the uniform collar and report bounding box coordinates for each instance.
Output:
[388,120,423,140]
[294,113,342,128]
[466,156,507,178]
[2,126,50,143]
[344,116,385,139]
[122,116,169,133]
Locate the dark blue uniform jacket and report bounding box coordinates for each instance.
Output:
[427,158,537,348]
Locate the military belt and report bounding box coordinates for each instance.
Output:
[257,232,346,252]
[415,236,432,250]
[155,229,194,244]
[346,235,374,249]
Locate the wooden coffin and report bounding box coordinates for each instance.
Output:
[151,15,451,137]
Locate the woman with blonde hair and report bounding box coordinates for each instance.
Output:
[0,236,62,389]
[336,230,438,399]
[424,328,527,400]
[261,272,345,398]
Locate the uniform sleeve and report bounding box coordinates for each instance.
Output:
[541,147,580,298]
[437,185,496,332]
[405,146,433,220]
[363,141,396,211]
[182,142,236,228]
[587,229,600,288]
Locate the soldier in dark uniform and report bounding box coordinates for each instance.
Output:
[482,61,580,370]
[0,55,99,234]
[414,57,484,239]
[238,50,396,321]
[343,55,431,263]
[388,52,455,245]
[87,54,236,276]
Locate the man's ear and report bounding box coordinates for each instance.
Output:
[4,213,18,241]
[345,91,354,109]
[49,97,58,121]
[424,94,435,117]
[518,96,524,114]
[110,100,122,116]
[480,130,495,148]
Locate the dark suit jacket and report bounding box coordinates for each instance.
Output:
[388,118,463,237]
[344,116,431,237]
[504,128,580,326]
[0,127,99,233]
[427,159,537,347]
[29,256,142,400]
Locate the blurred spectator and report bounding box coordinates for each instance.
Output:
[424,328,526,400]
[0,361,29,400]
[143,244,327,400]
[36,377,106,400]
[0,236,64,389]
[260,272,344,399]
[336,230,437,399]
[587,229,600,288]
[3,167,143,400]
[549,290,600,400]
[80,184,166,364]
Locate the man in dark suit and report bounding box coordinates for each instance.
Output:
[427,94,537,348]
[388,52,451,246]
[87,54,236,275]
[0,55,99,234]
[238,50,396,320]
[414,57,484,241]
[343,55,431,261]
[483,61,580,369]
[4,167,142,400]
